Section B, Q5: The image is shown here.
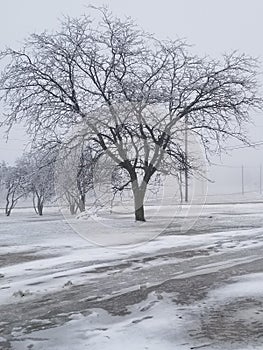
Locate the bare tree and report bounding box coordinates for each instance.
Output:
[0,8,262,221]
[0,161,8,208]
[55,142,101,214]
[0,161,7,188]
[21,151,55,216]
[1,162,28,216]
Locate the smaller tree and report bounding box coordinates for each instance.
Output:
[1,162,28,216]
[76,145,97,212]
[56,142,101,215]
[22,151,55,216]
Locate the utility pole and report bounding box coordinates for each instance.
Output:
[184,116,188,202]
[179,171,183,203]
[241,165,244,195]
[260,164,262,195]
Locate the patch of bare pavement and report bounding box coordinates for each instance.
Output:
[0,206,263,349]
[0,252,59,269]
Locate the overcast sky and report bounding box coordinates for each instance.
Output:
[1,0,263,194]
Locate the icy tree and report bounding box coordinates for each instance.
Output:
[56,142,101,214]
[22,151,55,216]
[1,161,28,216]
[0,161,8,207]
[0,8,262,221]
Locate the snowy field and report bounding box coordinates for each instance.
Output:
[0,202,263,349]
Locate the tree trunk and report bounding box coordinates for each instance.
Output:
[38,202,43,216]
[5,202,10,216]
[78,194,85,212]
[33,194,38,215]
[69,203,77,215]
[5,197,14,216]
[133,187,146,222]
[33,193,44,216]
[5,204,13,216]
[135,205,145,221]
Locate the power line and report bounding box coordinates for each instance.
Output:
[210,163,259,169]
[225,140,263,150]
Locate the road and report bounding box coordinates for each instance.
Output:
[0,203,263,349]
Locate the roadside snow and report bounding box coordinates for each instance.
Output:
[208,272,263,301]
[1,204,263,305]
[10,293,194,350]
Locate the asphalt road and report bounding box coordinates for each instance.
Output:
[0,204,263,349]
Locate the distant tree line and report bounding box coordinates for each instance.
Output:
[0,150,55,216]
[0,143,101,216]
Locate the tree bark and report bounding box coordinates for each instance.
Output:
[5,195,14,216]
[69,202,78,215]
[78,194,85,212]
[5,204,14,216]
[38,202,43,216]
[33,192,44,216]
[133,186,146,222]
[5,201,10,216]
[135,204,145,221]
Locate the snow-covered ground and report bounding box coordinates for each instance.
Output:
[0,202,263,349]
